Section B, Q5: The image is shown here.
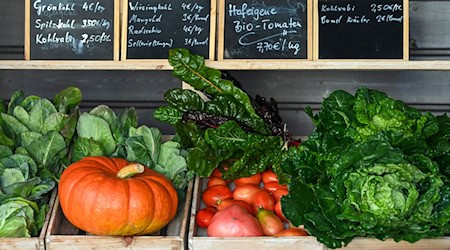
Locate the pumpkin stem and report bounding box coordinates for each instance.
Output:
[117,164,145,178]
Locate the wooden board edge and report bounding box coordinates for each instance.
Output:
[37,188,58,250]
[217,0,225,60]
[113,0,120,61]
[188,177,202,250]
[307,0,313,61]
[209,0,217,60]
[313,0,318,60]
[24,0,31,60]
[121,0,129,61]
[403,0,409,60]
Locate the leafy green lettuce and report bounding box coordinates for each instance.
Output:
[71,105,192,191]
[281,87,450,248]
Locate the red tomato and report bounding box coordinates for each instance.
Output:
[272,188,289,202]
[262,169,278,184]
[264,181,288,194]
[210,168,223,178]
[202,185,232,207]
[196,207,217,228]
[232,184,261,205]
[217,199,253,214]
[252,189,275,214]
[233,173,262,186]
[275,228,308,237]
[274,201,288,223]
[256,209,284,236]
[207,205,264,237]
[207,177,228,187]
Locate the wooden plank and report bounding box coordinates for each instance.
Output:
[3,60,450,70]
[46,181,194,250]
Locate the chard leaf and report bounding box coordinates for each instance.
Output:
[70,137,106,162]
[77,113,116,155]
[154,106,183,125]
[53,87,82,113]
[164,89,205,112]
[168,48,267,132]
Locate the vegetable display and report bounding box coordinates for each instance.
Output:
[71,105,192,191]
[58,156,178,236]
[280,87,450,248]
[154,48,296,180]
[0,87,81,237]
[195,169,307,238]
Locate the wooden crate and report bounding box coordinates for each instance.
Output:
[45,180,194,250]
[0,189,57,250]
[188,177,450,250]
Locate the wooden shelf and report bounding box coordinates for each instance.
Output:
[1,60,450,71]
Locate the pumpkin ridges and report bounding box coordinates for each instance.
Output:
[136,178,175,234]
[58,156,179,236]
[145,174,179,219]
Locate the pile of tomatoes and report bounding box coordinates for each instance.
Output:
[196,168,308,237]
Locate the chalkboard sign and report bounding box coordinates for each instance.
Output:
[219,0,312,60]
[315,0,408,60]
[25,0,119,60]
[122,0,215,60]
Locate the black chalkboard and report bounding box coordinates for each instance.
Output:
[318,0,405,59]
[222,0,309,59]
[27,0,118,60]
[124,0,212,60]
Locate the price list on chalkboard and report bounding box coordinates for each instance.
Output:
[221,0,309,59]
[26,0,118,60]
[124,0,212,60]
[317,0,406,59]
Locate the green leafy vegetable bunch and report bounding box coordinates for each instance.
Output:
[71,105,192,191]
[280,87,450,248]
[0,87,81,237]
[154,48,294,179]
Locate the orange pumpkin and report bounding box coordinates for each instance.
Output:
[58,156,178,236]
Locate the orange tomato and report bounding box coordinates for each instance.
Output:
[272,188,289,202]
[262,169,278,184]
[232,184,261,205]
[207,177,228,187]
[252,189,275,214]
[233,173,262,186]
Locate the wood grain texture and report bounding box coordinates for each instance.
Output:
[46,181,194,250]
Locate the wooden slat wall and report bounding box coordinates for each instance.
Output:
[1,0,450,136]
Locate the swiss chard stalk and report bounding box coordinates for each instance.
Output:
[155,48,294,179]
